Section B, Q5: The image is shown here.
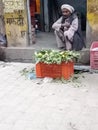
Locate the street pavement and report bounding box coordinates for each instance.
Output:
[0,62,98,130]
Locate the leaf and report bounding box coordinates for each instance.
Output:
[34,49,80,64]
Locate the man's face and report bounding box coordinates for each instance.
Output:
[62,8,71,16]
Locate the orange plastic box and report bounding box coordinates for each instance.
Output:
[62,62,74,79]
[90,41,98,69]
[36,63,62,78]
[36,62,74,79]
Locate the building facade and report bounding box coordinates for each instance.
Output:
[0,0,98,48]
[2,0,28,47]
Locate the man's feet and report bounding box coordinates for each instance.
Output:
[59,47,66,51]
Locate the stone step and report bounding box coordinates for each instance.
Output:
[4,47,36,63]
[1,47,90,64]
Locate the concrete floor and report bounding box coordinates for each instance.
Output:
[29,31,86,50]
[29,32,58,50]
[0,61,98,130]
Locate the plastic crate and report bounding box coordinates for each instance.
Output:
[90,41,98,69]
[62,62,74,79]
[36,63,62,78]
[36,62,74,79]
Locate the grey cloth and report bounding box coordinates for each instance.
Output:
[52,13,84,51]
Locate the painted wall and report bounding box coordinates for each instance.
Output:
[0,1,7,46]
[86,0,98,47]
[3,0,28,47]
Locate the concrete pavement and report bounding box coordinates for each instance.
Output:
[0,62,98,130]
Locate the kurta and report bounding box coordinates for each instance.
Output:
[52,13,85,50]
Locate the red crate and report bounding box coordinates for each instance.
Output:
[36,62,74,79]
[36,63,62,78]
[62,62,74,79]
[90,41,98,69]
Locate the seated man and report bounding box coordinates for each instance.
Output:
[52,4,85,51]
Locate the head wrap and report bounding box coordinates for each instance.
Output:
[61,4,74,13]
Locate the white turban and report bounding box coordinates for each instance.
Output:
[61,4,74,13]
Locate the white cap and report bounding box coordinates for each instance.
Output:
[61,4,75,13]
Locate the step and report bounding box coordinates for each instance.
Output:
[1,47,90,64]
[5,47,36,63]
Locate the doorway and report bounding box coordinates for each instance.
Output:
[29,0,87,49]
[29,0,41,31]
[29,0,87,32]
[48,0,87,32]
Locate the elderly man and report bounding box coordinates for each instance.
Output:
[52,4,85,51]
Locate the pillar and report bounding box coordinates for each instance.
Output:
[43,0,49,32]
[3,0,28,47]
[86,0,98,48]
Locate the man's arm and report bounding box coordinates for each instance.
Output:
[64,17,78,41]
[52,17,62,31]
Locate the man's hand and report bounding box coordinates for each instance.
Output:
[61,23,70,28]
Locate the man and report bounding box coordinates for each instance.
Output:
[52,4,85,51]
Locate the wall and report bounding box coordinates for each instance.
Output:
[0,1,7,46]
[86,0,98,47]
[3,0,28,47]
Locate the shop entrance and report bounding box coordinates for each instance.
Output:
[29,0,87,49]
[48,0,87,32]
[29,0,41,31]
[29,0,87,32]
